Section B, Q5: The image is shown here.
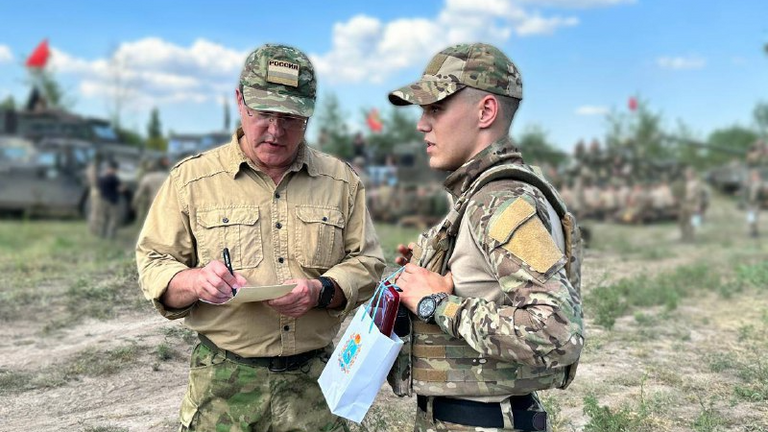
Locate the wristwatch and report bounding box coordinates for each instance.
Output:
[417,292,449,323]
[316,276,336,308]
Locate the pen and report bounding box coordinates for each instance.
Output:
[222,248,237,296]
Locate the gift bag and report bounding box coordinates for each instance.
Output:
[319,271,405,423]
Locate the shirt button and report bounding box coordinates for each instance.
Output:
[283,325,290,331]
[222,217,229,224]
[322,216,328,222]
[278,257,284,264]
[275,222,282,229]
[274,192,281,199]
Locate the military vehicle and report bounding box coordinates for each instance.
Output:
[0,98,155,222]
[365,141,449,228]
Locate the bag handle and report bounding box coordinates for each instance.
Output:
[363,266,405,332]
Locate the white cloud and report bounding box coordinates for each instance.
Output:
[518,0,635,8]
[731,56,746,66]
[49,38,247,109]
[656,55,706,70]
[575,105,609,116]
[312,0,592,84]
[0,45,13,64]
[515,14,579,36]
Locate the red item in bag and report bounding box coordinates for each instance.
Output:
[369,281,400,336]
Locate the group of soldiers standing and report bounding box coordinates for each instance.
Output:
[554,139,707,225]
[549,138,711,242]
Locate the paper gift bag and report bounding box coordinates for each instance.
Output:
[319,282,404,423]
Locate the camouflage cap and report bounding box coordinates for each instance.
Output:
[388,43,522,106]
[240,44,316,117]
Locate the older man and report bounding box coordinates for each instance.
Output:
[136,44,384,432]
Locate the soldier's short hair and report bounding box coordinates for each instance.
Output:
[460,87,520,131]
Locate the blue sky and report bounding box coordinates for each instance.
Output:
[0,0,766,151]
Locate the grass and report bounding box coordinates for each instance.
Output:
[81,427,129,432]
[0,343,143,395]
[585,263,721,329]
[372,224,423,265]
[0,220,147,330]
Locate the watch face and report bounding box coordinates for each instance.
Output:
[417,296,435,320]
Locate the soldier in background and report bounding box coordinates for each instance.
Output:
[97,160,123,239]
[680,167,704,242]
[86,151,103,236]
[388,43,583,432]
[132,156,170,222]
[746,169,762,238]
[352,131,367,162]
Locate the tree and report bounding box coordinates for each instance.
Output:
[0,95,15,110]
[105,48,135,131]
[364,106,422,162]
[753,101,768,138]
[515,125,567,167]
[223,95,231,132]
[115,126,144,147]
[707,125,759,166]
[145,107,167,151]
[26,69,75,110]
[604,97,670,161]
[314,92,352,159]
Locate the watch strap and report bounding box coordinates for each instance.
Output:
[316,276,335,308]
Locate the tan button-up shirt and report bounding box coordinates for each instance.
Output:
[136,129,385,357]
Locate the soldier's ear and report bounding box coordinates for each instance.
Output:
[478,95,499,129]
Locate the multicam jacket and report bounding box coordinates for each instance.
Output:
[397,136,584,400]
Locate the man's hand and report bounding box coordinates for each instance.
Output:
[267,278,320,318]
[395,263,454,313]
[164,260,248,308]
[395,242,416,266]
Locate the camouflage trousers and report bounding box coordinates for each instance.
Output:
[88,193,104,236]
[179,342,348,432]
[678,208,694,242]
[100,202,121,239]
[414,394,550,432]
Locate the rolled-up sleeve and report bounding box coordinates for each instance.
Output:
[323,179,385,316]
[135,172,196,319]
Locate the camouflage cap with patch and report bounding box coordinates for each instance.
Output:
[388,43,522,106]
[240,44,316,117]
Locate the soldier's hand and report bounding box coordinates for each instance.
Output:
[194,260,248,304]
[395,242,417,266]
[267,278,319,318]
[395,263,453,313]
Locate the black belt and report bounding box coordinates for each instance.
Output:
[198,334,323,372]
[417,395,547,431]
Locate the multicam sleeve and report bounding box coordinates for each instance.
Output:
[433,186,584,368]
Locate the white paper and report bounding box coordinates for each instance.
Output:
[201,283,296,305]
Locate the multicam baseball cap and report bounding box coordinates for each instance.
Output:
[240,44,316,117]
[388,43,522,106]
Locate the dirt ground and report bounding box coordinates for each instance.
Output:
[1,193,767,432]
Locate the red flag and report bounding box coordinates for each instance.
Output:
[366,108,383,133]
[628,97,638,112]
[26,39,50,69]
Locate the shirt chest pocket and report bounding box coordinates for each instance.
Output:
[196,206,263,269]
[295,205,346,270]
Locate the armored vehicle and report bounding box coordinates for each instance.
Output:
[365,141,449,228]
[0,104,154,222]
[0,135,147,222]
